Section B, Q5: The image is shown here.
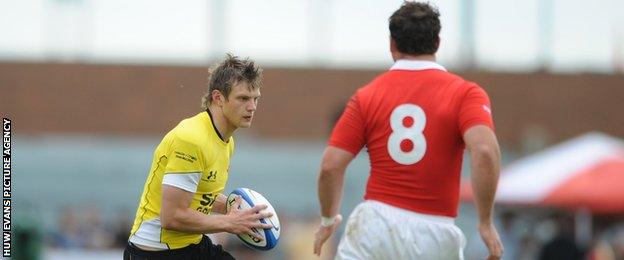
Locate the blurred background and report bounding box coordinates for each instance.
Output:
[1,0,624,259]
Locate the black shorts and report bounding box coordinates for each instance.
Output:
[123,236,235,260]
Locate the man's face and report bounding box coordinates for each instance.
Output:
[222,82,261,129]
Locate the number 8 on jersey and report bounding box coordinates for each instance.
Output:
[387,104,427,165]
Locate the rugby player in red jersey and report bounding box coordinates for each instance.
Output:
[314,2,503,259]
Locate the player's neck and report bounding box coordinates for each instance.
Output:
[207,106,235,141]
[393,53,436,62]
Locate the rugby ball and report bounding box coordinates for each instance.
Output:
[226,188,280,251]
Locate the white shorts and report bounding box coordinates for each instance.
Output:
[335,200,466,260]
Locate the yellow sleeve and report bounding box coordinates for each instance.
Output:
[165,136,204,174]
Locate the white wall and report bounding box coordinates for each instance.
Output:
[0,0,623,72]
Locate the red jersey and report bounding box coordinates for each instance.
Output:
[329,60,494,217]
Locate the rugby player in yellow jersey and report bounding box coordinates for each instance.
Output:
[124,54,273,260]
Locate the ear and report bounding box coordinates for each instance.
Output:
[435,36,441,52]
[390,36,398,53]
[389,37,400,61]
[211,90,224,106]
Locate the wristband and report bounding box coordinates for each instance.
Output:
[321,215,337,227]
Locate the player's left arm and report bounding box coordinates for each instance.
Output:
[210,193,228,214]
[459,83,503,259]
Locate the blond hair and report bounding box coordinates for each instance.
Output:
[201,54,263,109]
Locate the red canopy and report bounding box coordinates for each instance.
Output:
[461,133,624,214]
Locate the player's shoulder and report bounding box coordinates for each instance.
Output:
[431,70,474,86]
[365,71,394,88]
[438,71,485,93]
[170,113,209,147]
[353,72,390,96]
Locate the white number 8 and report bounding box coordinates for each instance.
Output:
[387,104,426,165]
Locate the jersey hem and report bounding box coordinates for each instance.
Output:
[364,195,458,218]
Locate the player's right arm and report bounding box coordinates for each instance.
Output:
[314,147,351,256]
[160,184,273,240]
[463,125,503,260]
[314,94,365,256]
[160,136,272,240]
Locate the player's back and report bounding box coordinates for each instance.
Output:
[349,60,492,217]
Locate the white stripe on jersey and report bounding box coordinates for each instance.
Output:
[162,172,202,193]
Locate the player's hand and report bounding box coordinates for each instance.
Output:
[478,222,503,260]
[313,214,342,256]
[225,195,274,241]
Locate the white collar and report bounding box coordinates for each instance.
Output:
[390,59,447,71]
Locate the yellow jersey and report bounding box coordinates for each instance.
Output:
[129,111,234,249]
